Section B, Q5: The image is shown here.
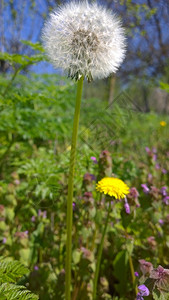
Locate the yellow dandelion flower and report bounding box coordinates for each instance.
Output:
[66,145,71,151]
[160,121,167,127]
[96,177,129,199]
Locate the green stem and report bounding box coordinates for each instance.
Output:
[93,201,111,300]
[65,76,84,300]
[128,254,138,296]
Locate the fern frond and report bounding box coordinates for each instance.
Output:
[0,257,28,284]
[0,283,39,300]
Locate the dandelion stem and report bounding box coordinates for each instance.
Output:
[65,76,84,300]
[93,201,111,300]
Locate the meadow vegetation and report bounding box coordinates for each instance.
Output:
[0,71,169,299]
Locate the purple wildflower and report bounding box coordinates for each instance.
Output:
[90,174,96,181]
[80,247,92,259]
[83,192,94,205]
[136,295,144,300]
[43,211,47,218]
[147,236,156,249]
[128,187,140,207]
[150,265,169,290]
[31,216,36,222]
[2,237,7,244]
[145,147,157,161]
[145,147,150,154]
[141,184,149,194]
[14,179,20,185]
[163,196,169,205]
[73,202,76,210]
[34,265,39,271]
[137,285,150,296]
[153,154,157,161]
[139,259,153,276]
[162,168,167,174]
[124,202,130,214]
[147,173,153,183]
[38,209,42,217]
[159,219,164,225]
[134,272,139,277]
[90,156,98,164]
[129,187,139,198]
[152,147,157,154]
[160,187,167,197]
[155,163,160,170]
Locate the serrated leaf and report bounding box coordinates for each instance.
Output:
[20,40,45,52]
[0,257,28,284]
[0,283,39,300]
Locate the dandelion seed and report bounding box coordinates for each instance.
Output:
[42,1,126,81]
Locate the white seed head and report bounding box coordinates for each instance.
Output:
[42,1,126,81]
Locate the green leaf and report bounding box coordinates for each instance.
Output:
[0,52,46,69]
[113,250,129,295]
[0,257,28,284]
[126,239,134,255]
[20,40,45,52]
[72,249,81,265]
[5,207,15,221]
[159,82,169,93]
[121,209,133,229]
[19,249,31,266]
[0,283,39,300]
[45,174,61,195]
[152,289,169,300]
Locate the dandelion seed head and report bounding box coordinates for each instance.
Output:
[42,1,126,81]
